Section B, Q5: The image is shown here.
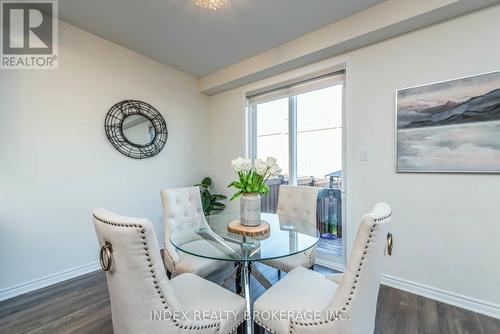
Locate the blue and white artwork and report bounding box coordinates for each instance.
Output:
[396,71,500,172]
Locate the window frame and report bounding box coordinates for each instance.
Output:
[246,73,345,186]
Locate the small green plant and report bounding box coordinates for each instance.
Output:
[331,225,337,236]
[196,177,227,216]
[331,215,338,235]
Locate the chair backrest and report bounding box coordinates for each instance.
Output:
[160,186,205,273]
[328,203,392,333]
[276,185,320,226]
[92,208,181,334]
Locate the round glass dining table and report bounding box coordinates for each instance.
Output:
[170,212,319,333]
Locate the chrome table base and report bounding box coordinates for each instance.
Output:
[222,261,272,333]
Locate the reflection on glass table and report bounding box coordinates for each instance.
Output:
[170,212,319,334]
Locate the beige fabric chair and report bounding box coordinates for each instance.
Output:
[160,186,229,277]
[93,208,245,334]
[261,185,320,272]
[254,203,392,334]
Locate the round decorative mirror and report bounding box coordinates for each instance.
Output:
[122,115,155,146]
[104,100,168,159]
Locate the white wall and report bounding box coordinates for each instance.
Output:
[0,21,209,296]
[199,0,500,94]
[207,4,500,316]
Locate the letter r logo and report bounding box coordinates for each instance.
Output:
[2,1,53,55]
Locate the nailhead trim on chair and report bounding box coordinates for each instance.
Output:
[201,262,231,278]
[288,212,392,334]
[166,253,230,279]
[228,318,245,334]
[255,318,278,334]
[164,248,178,273]
[93,214,221,333]
[307,248,316,268]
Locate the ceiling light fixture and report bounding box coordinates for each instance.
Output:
[195,0,228,11]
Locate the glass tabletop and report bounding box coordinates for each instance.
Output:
[169,212,319,262]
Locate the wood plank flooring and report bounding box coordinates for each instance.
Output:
[317,237,343,258]
[1,264,499,334]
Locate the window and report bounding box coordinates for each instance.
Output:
[297,85,343,183]
[255,97,290,177]
[247,71,345,187]
[247,71,346,264]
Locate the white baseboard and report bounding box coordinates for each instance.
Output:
[0,261,100,302]
[0,241,167,302]
[381,274,500,320]
[316,260,500,320]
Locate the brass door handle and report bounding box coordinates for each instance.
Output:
[387,233,393,256]
[100,241,113,271]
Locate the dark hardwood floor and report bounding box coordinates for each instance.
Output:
[1,264,499,334]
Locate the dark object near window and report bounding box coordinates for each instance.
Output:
[105,100,168,159]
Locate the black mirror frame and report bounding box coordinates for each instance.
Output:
[104,100,168,159]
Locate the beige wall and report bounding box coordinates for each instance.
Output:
[0,21,209,297]
[207,4,500,316]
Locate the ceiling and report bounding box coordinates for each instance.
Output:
[58,0,385,77]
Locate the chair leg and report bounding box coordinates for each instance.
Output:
[310,264,315,271]
[235,263,242,294]
[167,270,172,279]
[277,269,281,279]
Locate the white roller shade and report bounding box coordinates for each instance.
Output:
[247,70,345,105]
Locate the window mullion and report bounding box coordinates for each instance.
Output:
[289,96,297,185]
[246,102,257,160]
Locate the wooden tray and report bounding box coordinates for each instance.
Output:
[227,220,270,237]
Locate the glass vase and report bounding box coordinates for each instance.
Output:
[240,193,261,226]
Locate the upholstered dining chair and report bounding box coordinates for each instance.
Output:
[253,203,392,334]
[160,186,230,278]
[93,208,246,334]
[261,185,320,273]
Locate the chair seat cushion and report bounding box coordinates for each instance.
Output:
[261,249,314,273]
[254,266,338,334]
[176,252,229,277]
[174,240,230,277]
[171,273,246,334]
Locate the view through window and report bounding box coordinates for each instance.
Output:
[256,97,290,177]
[253,84,343,187]
[248,73,345,263]
[297,85,342,185]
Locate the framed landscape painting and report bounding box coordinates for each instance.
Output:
[396,71,500,173]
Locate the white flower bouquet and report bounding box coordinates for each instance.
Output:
[227,157,282,200]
